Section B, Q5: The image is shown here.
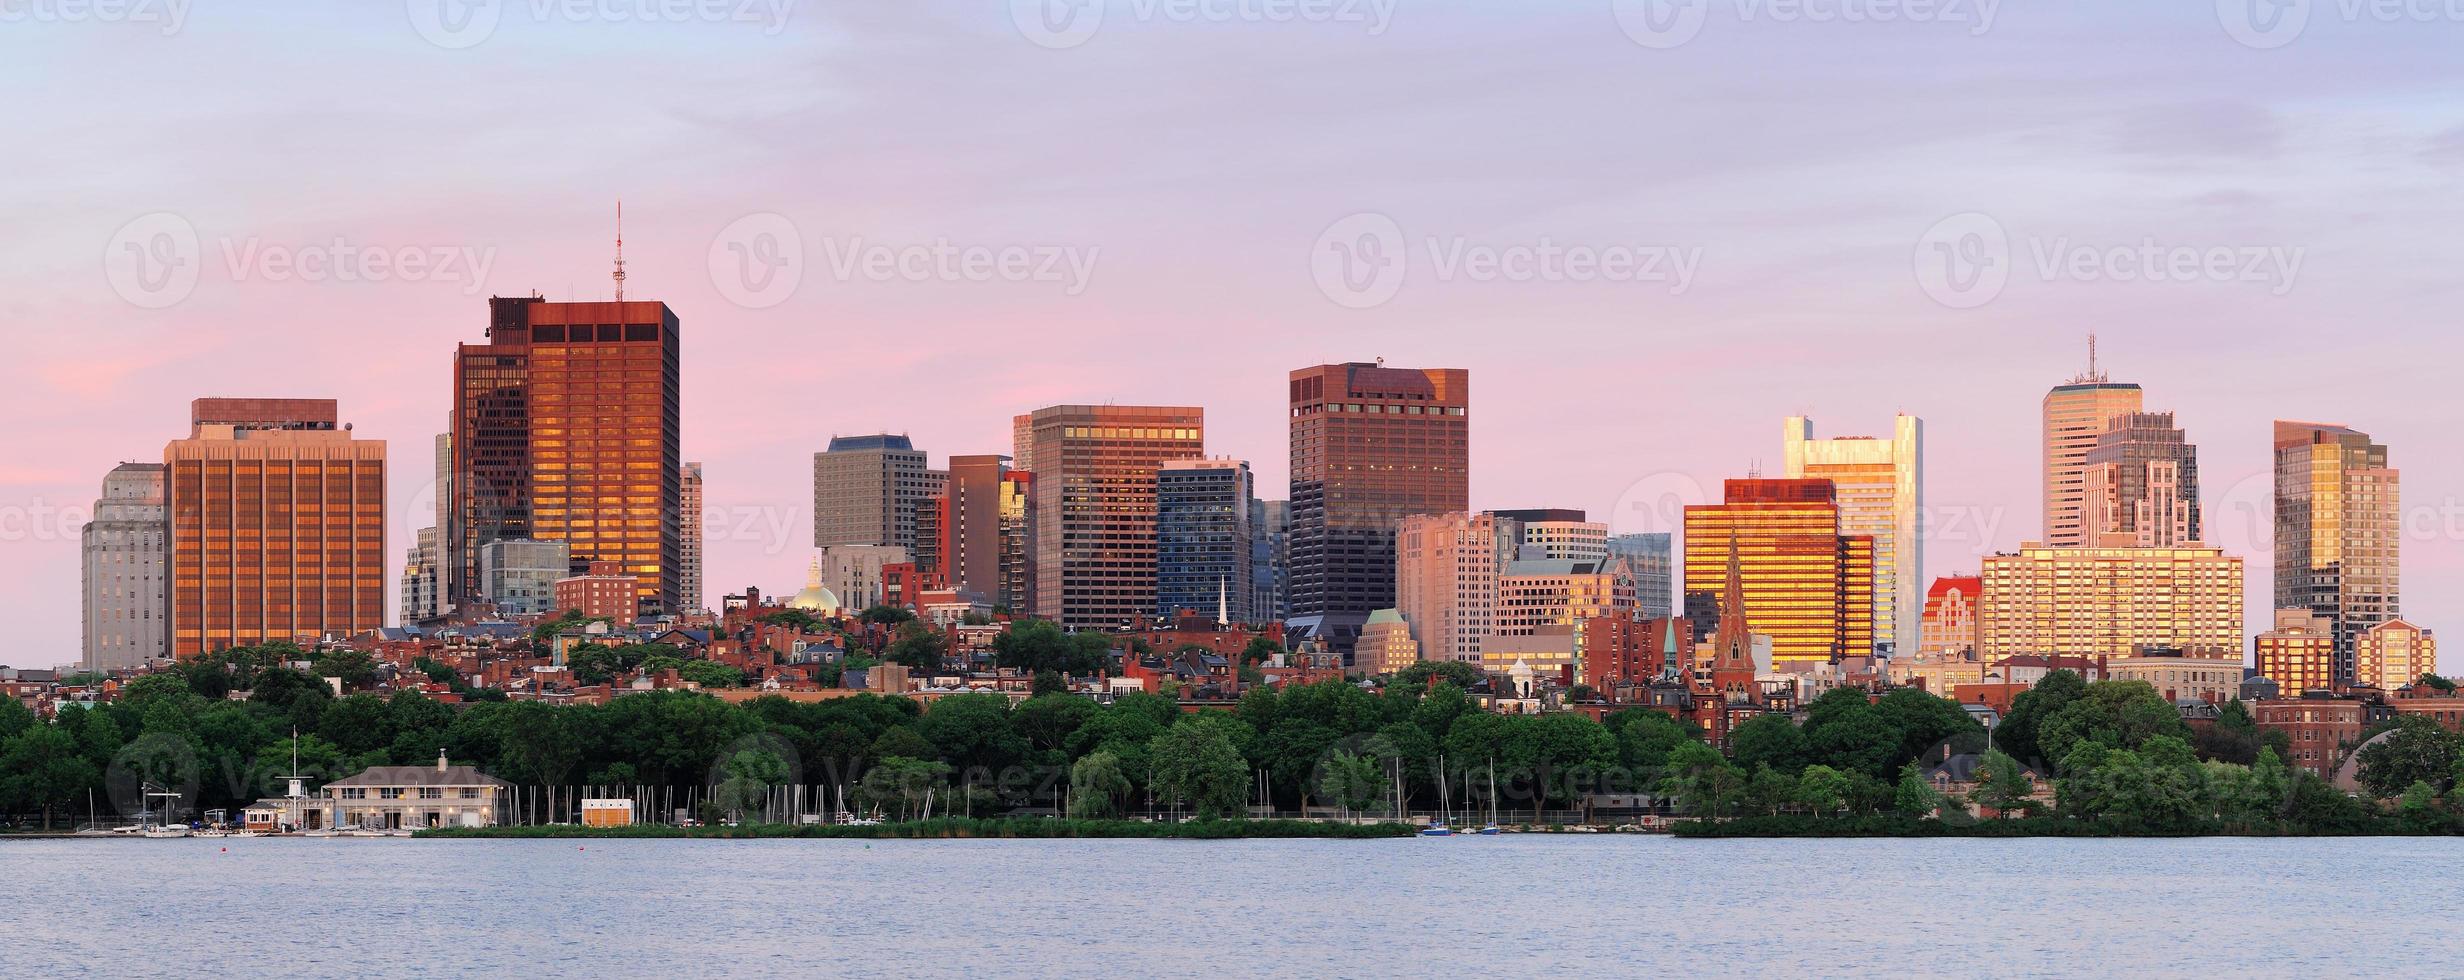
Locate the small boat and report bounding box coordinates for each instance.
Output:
[1419,822,1455,837]
[141,825,193,839]
[1476,825,1502,836]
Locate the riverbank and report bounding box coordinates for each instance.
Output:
[416,817,1418,840]
[1671,814,2459,838]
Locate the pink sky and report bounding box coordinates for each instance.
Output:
[7,3,2462,667]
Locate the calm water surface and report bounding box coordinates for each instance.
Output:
[2,835,2456,977]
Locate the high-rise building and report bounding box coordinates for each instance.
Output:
[927,454,1025,605]
[1783,414,1923,656]
[1682,479,1874,665]
[2080,412,2200,548]
[998,471,1036,615]
[1491,557,1637,675]
[1155,458,1256,625]
[2042,346,2143,549]
[1287,362,1470,654]
[1394,511,1517,665]
[479,538,572,617]
[1023,404,1204,630]
[431,429,453,610]
[2255,609,2339,698]
[2275,421,2400,684]
[1010,414,1036,474]
[1978,544,2245,662]
[1251,499,1289,625]
[812,434,937,551]
[1606,532,1673,619]
[1498,510,1609,562]
[680,462,704,613]
[400,526,442,624]
[166,398,385,658]
[816,544,907,613]
[2357,620,2437,692]
[81,462,166,671]
[1916,575,1982,658]
[451,296,682,618]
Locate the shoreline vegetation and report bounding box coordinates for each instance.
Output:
[415,818,1416,840]
[1671,814,2461,839]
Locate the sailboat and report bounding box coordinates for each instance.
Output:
[1477,762,1502,835]
[1421,756,1454,836]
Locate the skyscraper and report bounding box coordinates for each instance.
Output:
[935,454,1015,602]
[81,462,166,671]
[812,435,938,551]
[2042,350,2143,549]
[2274,420,2400,683]
[1979,543,2245,662]
[1251,498,1288,625]
[1681,479,1874,665]
[680,462,704,612]
[1155,458,1256,624]
[401,526,442,624]
[1394,511,1517,664]
[1287,362,1470,654]
[452,296,683,617]
[2081,412,2201,547]
[1783,414,1923,656]
[166,398,386,658]
[1606,532,1673,619]
[1022,404,1205,630]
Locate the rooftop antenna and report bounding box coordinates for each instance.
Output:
[612,200,627,303]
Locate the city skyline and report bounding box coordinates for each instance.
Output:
[10,5,2463,665]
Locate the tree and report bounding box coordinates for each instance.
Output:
[0,725,99,830]
[885,621,948,673]
[2037,680,2187,768]
[854,755,950,820]
[309,649,379,690]
[1068,751,1133,818]
[675,660,745,689]
[2355,715,2462,799]
[1148,716,1249,819]
[1392,660,1483,689]
[1659,741,1743,818]
[1728,713,1810,775]
[1970,749,2033,816]
[1795,764,1850,817]
[1744,764,1800,817]
[1995,669,2087,766]
[760,609,828,634]
[1239,637,1285,665]
[857,605,917,627]
[711,749,790,821]
[1893,762,1942,818]
[1317,749,1385,820]
[917,694,1026,775]
[870,725,940,763]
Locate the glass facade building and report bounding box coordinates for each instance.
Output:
[1022,404,1205,630]
[1783,414,1923,657]
[1287,362,1469,655]
[1155,458,1255,624]
[1682,479,1874,665]
[2274,421,2400,684]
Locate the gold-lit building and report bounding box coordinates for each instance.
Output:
[1978,543,2244,662]
[2274,420,2399,685]
[1020,404,1204,630]
[1783,414,1922,657]
[2357,619,2437,692]
[1489,558,1638,675]
[2256,609,2338,697]
[1357,608,1420,676]
[452,297,682,617]
[166,398,386,658]
[2042,362,2143,549]
[1682,479,1874,665]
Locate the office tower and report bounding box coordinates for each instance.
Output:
[2080,411,2201,548]
[1978,543,2245,662]
[2042,343,2143,548]
[1682,479,1875,665]
[478,538,572,617]
[1394,511,1517,664]
[1251,499,1289,624]
[1607,532,1673,619]
[1357,608,1420,675]
[432,429,453,609]
[1023,404,1205,630]
[2255,609,2339,697]
[1783,414,1923,656]
[816,544,907,612]
[1010,414,1036,474]
[452,296,683,617]
[2275,421,2400,684]
[998,471,1036,614]
[1495,509,1609,562]
[165,398,385,658]
[1490,557,1637,675]
[1288,362,1470,654]
[680,462,704,612]
[2356,620,2437,692]
[812,434,937,551]
[1155,458,1256,624]
[934,454,1016,601]
[80,462,166,671]
[1916,575,1981,658]
[401,527,442,624]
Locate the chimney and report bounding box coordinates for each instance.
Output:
[436,748,448,774]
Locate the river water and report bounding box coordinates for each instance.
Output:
[2,835,2454,977]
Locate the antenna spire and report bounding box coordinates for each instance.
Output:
[2088,332,2099,381]
[613,200,627,303]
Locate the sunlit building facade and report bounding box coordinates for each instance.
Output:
[2042,373,2143,549]
[2357,619,2437,693]
[1394,511,1516,664]
[1491,558,1638,675]
[680,462,704,612]
[2255,609,2339,697]
[2274,421,2400,685]
[1682,479,1875,665]
[1978,544,2244,662]
[1606,532,1673,620]
[81,462,167,671]
[1023,404,1205,630]
[2081,411,2200,548]
[1783,414,1923,656]
[1287,362,1470,654]
[1155,458,1255,624]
